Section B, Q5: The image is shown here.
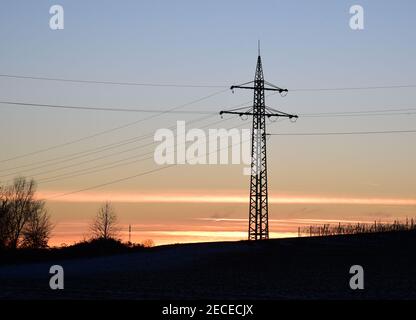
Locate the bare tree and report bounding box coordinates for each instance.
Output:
[0,185,12,249]
[7,178,38,248]
[0,177,53,249]
[91,201,119,240]
[142,239,155,248]
[21,202,53,249]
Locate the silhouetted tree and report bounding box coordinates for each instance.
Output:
[7,178,37,248]
[0,185,12,249]
[91,201,119,240]
[21,203,53,249]
[0,177,53,249]
[142,239,155,248]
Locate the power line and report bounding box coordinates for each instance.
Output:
[300,109,416,118]
[0,133,154,174]
[38,152,155,184]
[44,123,256,200]
[0,88,228,163]
[1,73,416,92]
[1,141,156,180]
[0,114,215,174]
[45,165,178,200]
[2,115,239,180]
[267,130,416,136]
[37,117,255,184]
[0,101,216,114]
[303,112,416,118]
[0,92,266,172]
[37,117,283,187]
[0,74,226,88]
[0,92,262,173]
[291,85,416,92]
[2,100,416,119]
[301,107,416,116]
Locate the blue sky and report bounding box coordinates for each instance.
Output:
[1,1,416,245]
[1,0,415,178]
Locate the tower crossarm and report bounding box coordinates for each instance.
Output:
[231,86,288,93]
[230,80,288,94]
[220,106,297,119]
[265,106,298,119]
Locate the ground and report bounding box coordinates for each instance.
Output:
[1,231,416,299]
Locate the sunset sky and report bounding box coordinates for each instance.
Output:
[1,0,416,246]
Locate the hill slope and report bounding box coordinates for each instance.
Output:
[1,231,416,299]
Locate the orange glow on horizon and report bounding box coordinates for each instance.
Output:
[39,190,416,247]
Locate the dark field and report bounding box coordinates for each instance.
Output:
[1,231,416,299]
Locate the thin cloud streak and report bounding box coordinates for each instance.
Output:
[197,217,369,224]
[38,191,416,206]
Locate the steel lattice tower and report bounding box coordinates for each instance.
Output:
[220,49,298,240]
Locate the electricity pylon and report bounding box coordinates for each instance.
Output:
[220,50,298,240]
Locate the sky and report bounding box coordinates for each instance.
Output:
[1,0,416,246]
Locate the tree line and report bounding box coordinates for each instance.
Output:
[1,177,152,250]
[0,177,120,249]
[299,219,416,237]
